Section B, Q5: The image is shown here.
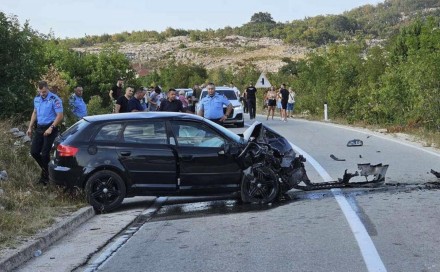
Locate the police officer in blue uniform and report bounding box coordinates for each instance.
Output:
[69,86,87,120]
[27,81,64,184]
[198,83,232,125]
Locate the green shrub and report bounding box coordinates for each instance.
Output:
[87,95,113,116]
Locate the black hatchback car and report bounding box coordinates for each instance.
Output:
[49,112,310,212]
[50,112,249,211]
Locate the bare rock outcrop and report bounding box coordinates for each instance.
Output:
[73,36,309,73]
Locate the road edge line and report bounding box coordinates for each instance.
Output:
[289,141,387,272]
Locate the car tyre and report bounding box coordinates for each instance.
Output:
[241,165,279,204]
[85,170,126,213]
[237,121,244,128]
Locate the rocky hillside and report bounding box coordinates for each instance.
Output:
[73,35,309,73]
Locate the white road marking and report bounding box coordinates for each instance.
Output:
[289,141,387,272]
[294,118,440,158]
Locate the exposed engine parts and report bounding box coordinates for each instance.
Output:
[236,122,391,203]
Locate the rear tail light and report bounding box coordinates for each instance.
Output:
[57,144,79,157]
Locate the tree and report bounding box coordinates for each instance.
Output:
[0,12,45,118]
[159,63,207,89]
[250,12,275,24]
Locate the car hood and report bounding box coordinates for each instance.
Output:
[242,121,293,156]
[242,121,261,142]
[229,100,241,107]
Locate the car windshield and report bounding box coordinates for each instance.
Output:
[201,90,237,100]
[202,118,243,143]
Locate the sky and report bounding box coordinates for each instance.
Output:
[1,0,384,39]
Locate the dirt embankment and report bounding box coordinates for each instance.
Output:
[73,35,309,72]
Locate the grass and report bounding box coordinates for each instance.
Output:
[0,119,86,251]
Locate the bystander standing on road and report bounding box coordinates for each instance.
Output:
[26,81,64,185]
[241,91,248,113]
[245,82,257,119]
[279,83,289,122]
[266,86,277,120]
[158,89,185,112]
[177,90,189,112]
[140,87,148,111]
[109,78,124,101]
[109,78,124,113]
[148,86,162,111]
[68,86,87,120]
[115,87,134,113]
[128,88,146,112]
[198,83,232,125]
[189,84,201,113]
[287,87,296,118]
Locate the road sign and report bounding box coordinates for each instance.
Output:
[255,73,272,88]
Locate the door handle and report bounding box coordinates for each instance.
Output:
[120,151,131,156]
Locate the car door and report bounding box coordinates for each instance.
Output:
[170,120,241,193]
[116,120,177,191]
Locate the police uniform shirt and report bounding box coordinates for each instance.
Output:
[69,94,87,118]
[34,92,63,125]
[199,93,230,119]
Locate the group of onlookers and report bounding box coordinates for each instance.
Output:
[109,79,202,114]
[263,84,295,122]
[240,82,296,122]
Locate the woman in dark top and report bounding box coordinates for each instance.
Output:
[279,84,289,122]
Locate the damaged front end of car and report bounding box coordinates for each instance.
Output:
[236,122,389,203]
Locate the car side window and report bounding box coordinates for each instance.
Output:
[123,122,167,144]
[171,122,225,148]
[94,123,123,142]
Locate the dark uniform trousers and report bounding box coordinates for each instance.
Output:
[31,124,58,178]
[247,98,256,119]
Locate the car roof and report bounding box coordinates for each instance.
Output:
[83,112,204,123]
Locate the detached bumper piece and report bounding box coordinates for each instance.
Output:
[430,169,440,178]
[426,169,440,189]
[347,139,363,147]
[293,163,389,191]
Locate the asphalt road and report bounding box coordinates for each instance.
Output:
[17,115,440,272]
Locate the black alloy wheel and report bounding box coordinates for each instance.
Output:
[241,165,279,204]
[85,170,126,213]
